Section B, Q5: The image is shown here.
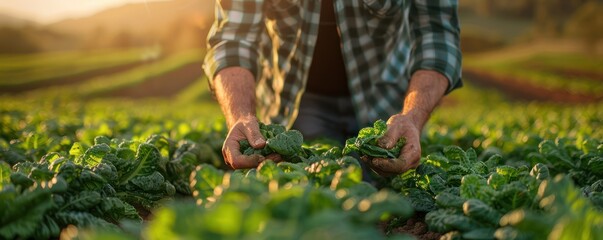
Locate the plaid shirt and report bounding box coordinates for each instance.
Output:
[204,0,462,128]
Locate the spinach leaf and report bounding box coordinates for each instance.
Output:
[343,120,405,159]
[240,122,304,161]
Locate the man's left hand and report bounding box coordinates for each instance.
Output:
[363,70,449,176]
[366,113,422,176]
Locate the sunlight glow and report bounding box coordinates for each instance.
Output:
[0,0,165,24]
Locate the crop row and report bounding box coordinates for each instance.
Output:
[1,90,602,239]
[1,124,601,239]
[0,48,155,86]
[20,49,205,99]
[1,48,205,102]
[464,53,603,96]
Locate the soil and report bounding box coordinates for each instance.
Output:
[1,61,146,94]
[381,212,442,240]
[527,64,603,83]
[101,61,203,98]
[134,204,153,221]
[463,68,603,104]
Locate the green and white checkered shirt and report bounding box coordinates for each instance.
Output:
[204,0,462,128]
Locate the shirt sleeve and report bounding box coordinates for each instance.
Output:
[408,0,463,94]
[203,0,265,89]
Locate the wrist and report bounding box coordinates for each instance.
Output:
[399,69,448,131]
[387,112,424,132]
[214,67,257,129]
[400,110,428,130]
[227,113,257,129]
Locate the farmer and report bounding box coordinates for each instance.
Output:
[203,0,462,175]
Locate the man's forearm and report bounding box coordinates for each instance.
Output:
[371,69,449,174]
[402,70,449,130]
[214,67,257,128]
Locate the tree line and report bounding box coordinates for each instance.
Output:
[461,0,602,51]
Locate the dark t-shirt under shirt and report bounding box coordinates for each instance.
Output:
[305,0,350,96]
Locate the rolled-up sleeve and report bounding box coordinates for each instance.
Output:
[408,0,462,93]
[203,0,265,88]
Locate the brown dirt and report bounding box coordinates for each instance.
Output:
[0,61,147,94]
[133,204,153,221]
[527,64,603,83]
[463,68,603,104]
[381,213,442,240]
[100,61,203,98]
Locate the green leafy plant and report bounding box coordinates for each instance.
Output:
[239,122,304,161]
[343,120,405,159]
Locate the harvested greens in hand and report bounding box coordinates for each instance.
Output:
[343,119,406,159]
[239,122,304,161]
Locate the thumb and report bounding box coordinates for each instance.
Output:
[241,121,266,149]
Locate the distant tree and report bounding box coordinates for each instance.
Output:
[565,1,603,52]
[459,0,594,43]
[533,0,591,38]
[534,0,563,37]
[498,1,533,18]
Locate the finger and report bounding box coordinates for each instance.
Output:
[370,157,406,175]
[400,131,421,172]
[377,123,402,150]
[223,137,264,169]
[241,121,266,149]
[401,145,420,171]
[231,155,264,169]
[264,153,283,163]
[223,144,264,169]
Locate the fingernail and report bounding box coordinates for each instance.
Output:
[254,139,264,146]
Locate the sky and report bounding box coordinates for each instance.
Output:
[0,0,162,24]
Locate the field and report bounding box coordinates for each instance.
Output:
[464,51,603,103]
[0,46,602,240]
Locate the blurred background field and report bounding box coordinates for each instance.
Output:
[0,0,602,130]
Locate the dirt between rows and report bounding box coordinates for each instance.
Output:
[109,63,601,103]
[382,212,442,240]
[527,64,603,83]
[100,61,203,98]
[0,61,146,94]
[463,68,603,104]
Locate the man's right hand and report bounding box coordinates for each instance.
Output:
[215,67,280,168]
[222,116,268,169]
